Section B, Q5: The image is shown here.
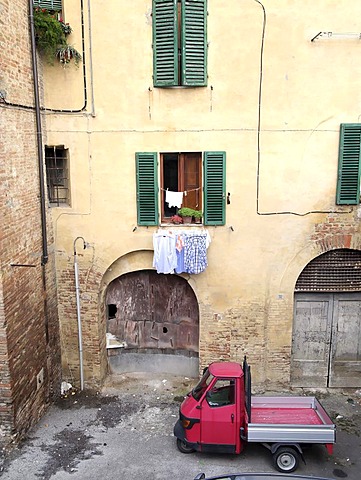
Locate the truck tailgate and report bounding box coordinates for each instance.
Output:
[247,396,336,444]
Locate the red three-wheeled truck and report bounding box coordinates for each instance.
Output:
[174,358,336,473]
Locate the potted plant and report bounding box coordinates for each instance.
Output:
[177,207,195,224]
[57,45,82,65]
[170,214,183,225]
[33,8,81,66]
[193,210,203,224]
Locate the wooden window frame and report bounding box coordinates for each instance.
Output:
[160,152,202,222]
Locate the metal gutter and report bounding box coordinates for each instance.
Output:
[29,0,48,265]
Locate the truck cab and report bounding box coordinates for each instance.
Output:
[174,358,335,473]
[174,361,248,455]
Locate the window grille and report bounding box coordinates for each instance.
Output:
[295,249,361,292]
[45,146,70,206]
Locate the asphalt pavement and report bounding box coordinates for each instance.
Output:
[0,373,360,480]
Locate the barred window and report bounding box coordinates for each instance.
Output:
[45,146,70,206]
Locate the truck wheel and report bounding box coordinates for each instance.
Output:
[176,438,195,454]
[273,447,299,473]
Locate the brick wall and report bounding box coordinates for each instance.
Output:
[57,254,106,388]
[0,0,61,445]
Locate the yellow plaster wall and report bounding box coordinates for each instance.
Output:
[41,0,361,388]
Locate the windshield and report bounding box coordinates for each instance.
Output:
[192,369,214,401]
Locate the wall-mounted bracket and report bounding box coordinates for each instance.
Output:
[311,31,361,42]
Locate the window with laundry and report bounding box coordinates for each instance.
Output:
[152,0,207,87]
[162,152,201,219]
[135,151,226,226]
[336,123,361,205]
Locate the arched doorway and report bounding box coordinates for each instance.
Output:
[291,249,361,388]
[105,270,199,376]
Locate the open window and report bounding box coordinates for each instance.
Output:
[206,379,235,408]
[161,152,202,220]
[136,151,226,226]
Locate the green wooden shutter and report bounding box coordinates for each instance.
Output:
[336,124,361,205]
[153,0,178,87]
[204,151,226,225]
[182,0,207,86]
[33,0,62,10]
[136,153,159,225]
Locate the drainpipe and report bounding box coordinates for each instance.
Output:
[28,0,48,265]
[74,237,87,390]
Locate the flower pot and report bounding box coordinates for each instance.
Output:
[182,216,192,224]
[194,217,202,224]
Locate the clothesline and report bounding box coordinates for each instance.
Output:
[160,187,201,193]
[163,188,201,209]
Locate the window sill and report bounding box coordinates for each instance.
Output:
[155,85,207,89]
[160,222,203,227]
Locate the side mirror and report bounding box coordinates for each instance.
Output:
[194,474,206,480]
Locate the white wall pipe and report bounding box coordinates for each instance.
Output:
[74,236,87,390]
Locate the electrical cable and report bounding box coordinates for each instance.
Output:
[252,0,352,216]
[1,0,88,114]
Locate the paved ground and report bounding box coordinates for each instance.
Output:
[0,373,360,480]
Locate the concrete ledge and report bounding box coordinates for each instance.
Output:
[108,352,199,377]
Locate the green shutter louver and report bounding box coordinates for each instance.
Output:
[33,0,62,10]
[153,0,178,87]
[136,153,159,226]
[182,0,207,86]
[204,151,226,225]
[336,124,361,205]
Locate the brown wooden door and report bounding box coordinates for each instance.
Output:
[106,270,199,353]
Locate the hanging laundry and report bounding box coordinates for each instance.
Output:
[165,190,183,208]
[153,231,178,274]
[175,234,185,274]
[184,232,209,274]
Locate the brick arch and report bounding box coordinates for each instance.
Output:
[295,248,361,292]
[98,250,200,377]
[279,218,361,294]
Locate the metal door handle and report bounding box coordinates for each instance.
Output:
[231,414,234,423]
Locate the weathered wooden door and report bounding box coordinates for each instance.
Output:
[291,293,361,388]
[330,294,361,387]
[106,270,199,353]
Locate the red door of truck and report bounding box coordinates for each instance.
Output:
[200,378,238,453]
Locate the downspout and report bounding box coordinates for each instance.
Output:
[74,237,87,390]
[29,0,48,266]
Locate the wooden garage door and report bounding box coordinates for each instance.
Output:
[291,293,361,388]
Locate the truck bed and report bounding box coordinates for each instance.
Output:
[247,396,336,444]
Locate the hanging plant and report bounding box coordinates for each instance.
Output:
[57,45,82,66]
[33,8,81,66]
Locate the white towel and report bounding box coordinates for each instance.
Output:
[165,190,183,208]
